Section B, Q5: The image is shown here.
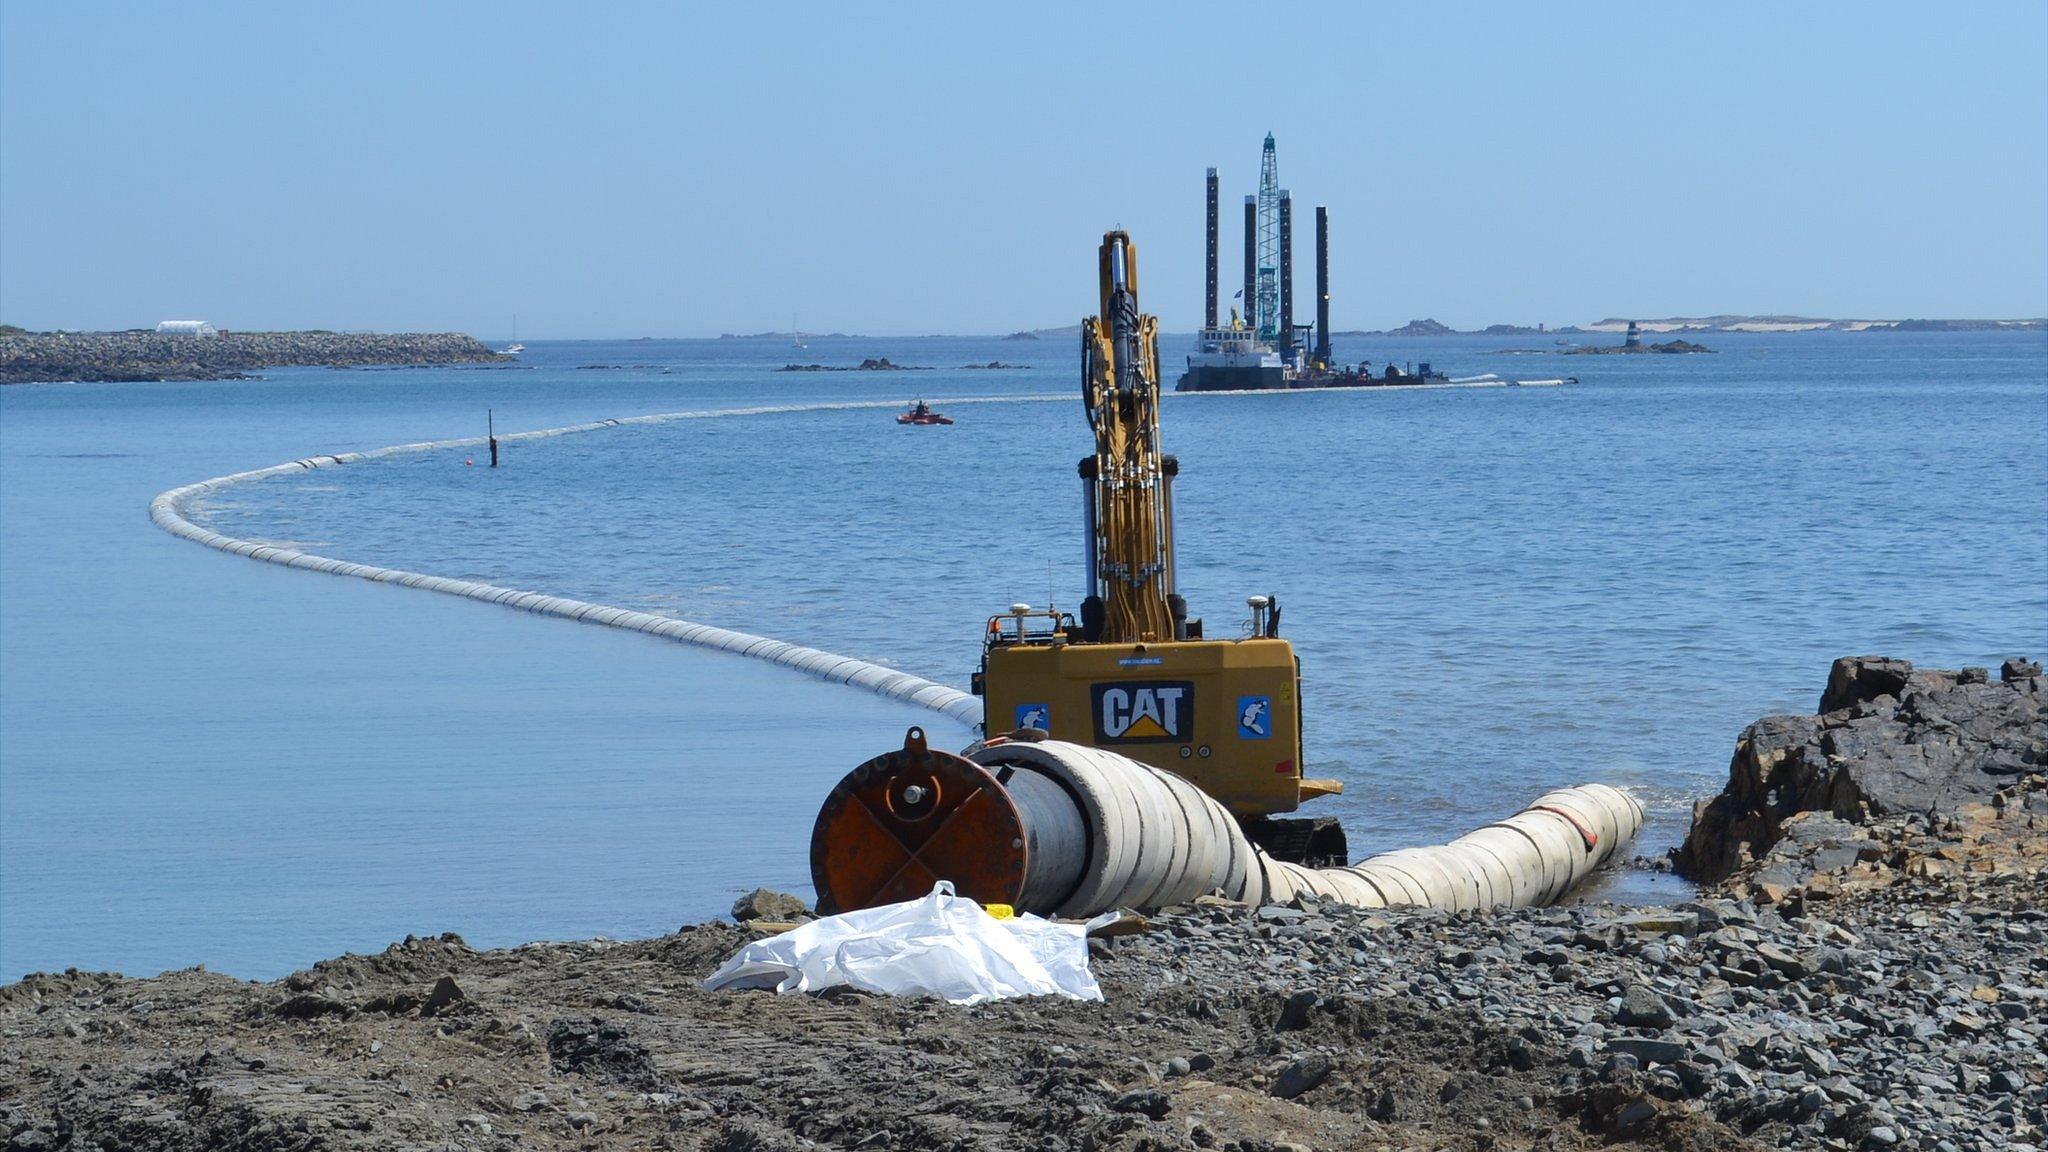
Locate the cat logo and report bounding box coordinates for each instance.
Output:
[1091,681,1194,744]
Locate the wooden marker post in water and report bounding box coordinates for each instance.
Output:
[488,409,499,468]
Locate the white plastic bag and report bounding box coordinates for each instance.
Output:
[702,882,1102,1005]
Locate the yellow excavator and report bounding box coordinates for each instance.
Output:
[806,246,1643,914]
[971,230,1347,864]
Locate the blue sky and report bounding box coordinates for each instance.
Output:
[3,2,2043,337]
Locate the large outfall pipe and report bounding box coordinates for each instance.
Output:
[811,732,1643,919]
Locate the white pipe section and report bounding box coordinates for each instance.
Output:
[149,397,1067,731]
[969,739,1641,917]
[972,739,1262,918]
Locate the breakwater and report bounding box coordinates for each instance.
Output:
[0,330,509,384]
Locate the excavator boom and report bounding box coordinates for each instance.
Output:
[974,228,1339,829]
[1081,232,1176,644]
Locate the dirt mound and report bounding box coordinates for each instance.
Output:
[1,910,1755,1152]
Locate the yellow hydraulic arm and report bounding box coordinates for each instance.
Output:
[1080,231,1180,645]
[977,228,1337,825]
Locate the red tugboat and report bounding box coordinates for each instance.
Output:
[896,399,953,425]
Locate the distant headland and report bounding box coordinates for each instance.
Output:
[0,328,511,385]
[1337,315,2044,338]
[1335,319,1557,338]
[1581,315,2045,333]
[703,316,2044,343]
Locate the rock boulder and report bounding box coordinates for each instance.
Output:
[1674,656,2046,882]
[729,888,812,924]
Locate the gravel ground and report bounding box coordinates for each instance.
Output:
[4,659,2040,1151]
[4,797,2039,1152]
[0,906,1757,1152]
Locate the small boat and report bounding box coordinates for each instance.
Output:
[792,315,807,350]
[896,399,953,426]
[501,343,525,355]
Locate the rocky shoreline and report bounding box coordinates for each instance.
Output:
[3,657,2041,1152]
[1677,656,2043,886]
[0,330,510,385]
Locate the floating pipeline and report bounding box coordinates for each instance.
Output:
[147,397,1069,730]
[811,730,1644,918]
[152,393,1640,918]
[146,386,1555,727]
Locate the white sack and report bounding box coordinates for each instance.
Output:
[701,882,1102,1006]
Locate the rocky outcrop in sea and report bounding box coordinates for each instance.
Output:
[1563,339,1714,355]
[0,330,510,384]
[775,357,931,372]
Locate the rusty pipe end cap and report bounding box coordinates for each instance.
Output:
[810,728,1028,916]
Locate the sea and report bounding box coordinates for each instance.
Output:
[2,330,2043,981]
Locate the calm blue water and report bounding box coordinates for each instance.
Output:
[3,331,2044,980]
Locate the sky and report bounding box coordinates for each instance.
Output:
[3,2,2045,338]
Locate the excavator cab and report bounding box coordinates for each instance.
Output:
[973,231,1344,862]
